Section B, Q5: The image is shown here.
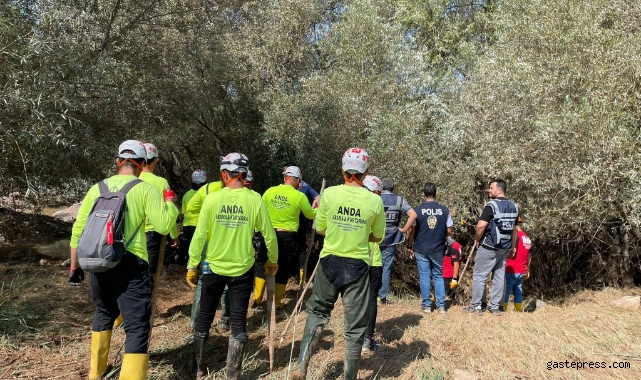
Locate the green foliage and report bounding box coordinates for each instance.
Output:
[1,0,639,290]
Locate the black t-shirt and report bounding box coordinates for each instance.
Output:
[479,197,511,222]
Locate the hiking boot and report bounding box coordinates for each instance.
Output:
[487,307,501,316]
[226,335,247,380]
[217,319,230,332]
[437,306,446,314]
[362,338,377,352]
[377,297,389,305]
[462,306,483,315]
[192,331,208,379]
[422,306,432,314]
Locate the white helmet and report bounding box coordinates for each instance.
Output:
[246,170,254,182]
[284,166,302,179]
[363,175,382,192]
[342,147,370,174]
[143,143,158,160]
[118,140,147,159]
[191,169,207,184]
[220,152,249,173]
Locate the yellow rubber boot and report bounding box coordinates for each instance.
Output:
[514,303,523,312]
[253,277,266,306]
[275,283,287,310]
[503,303,508,312]
[89,330,112,379]
[113,313,123,329]
[299,268,305,285]
[119,353,149,380]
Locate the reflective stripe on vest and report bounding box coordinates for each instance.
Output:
[384,194,403,229]
[481,199,518,250]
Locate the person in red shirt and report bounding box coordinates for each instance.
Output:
[503,217,532,311]
[443,237,461,298]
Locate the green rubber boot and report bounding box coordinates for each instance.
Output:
[291,324,323,380]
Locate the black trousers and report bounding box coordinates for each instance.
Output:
[146,231,164,289]
[365,266,383,339]
[195,266,254,338]
[91,252,152,353]
[443,277,455,298]
[177,225,197,265]
[275,231,298,285]
[254,233,268,279]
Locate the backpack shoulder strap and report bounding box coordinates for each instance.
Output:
[120,179,143,195]
[98,179,110,194]
[120,179,143,249]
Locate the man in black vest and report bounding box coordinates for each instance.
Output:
[406,183,453,314]
[463,179,519,315]
[378,178,417,304]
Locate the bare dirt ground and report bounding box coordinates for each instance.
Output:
[1,256,640,380]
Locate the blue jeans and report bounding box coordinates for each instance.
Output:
[415,251,445,308]
[377,245,397,300]
[504,273,525,304]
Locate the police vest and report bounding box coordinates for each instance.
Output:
[481,198,519,250]
[381,193,405,246]
[412,201,450,254]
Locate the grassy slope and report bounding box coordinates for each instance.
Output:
[1,261,640,380]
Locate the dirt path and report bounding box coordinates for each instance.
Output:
[1,259,640,380]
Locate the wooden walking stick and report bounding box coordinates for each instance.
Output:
[266,273,276,372]
[279,259,320,342]
[148,235,167,344]
[455,244,476,293]
[302,179,326,282]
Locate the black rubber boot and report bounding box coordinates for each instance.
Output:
[291,324,323,380]
[226,335,247,380]
[192,330,208,379]
[344,357,361,380]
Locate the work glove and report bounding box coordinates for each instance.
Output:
[265,261,279,277]
[450,279,458,290]
[68,267,85,286]
[186,268,199,289]
[163,189,176,203]
[525,272,530,280]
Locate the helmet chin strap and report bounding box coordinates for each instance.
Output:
[118,159,144,177]
[343,173,364,186]
[222,170,243,187]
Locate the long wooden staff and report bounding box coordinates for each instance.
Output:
[279,258,320,342]
[148,235,167,344]
[266,273,276,372]
[302,179,326,282]
[456,244,476,292]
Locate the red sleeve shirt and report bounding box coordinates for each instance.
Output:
[442,241,461,278]
[506,230,532,274]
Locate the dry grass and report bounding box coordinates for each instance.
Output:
[1,259,640,380]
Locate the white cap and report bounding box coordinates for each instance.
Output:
[284,166,302,179]
[143,143,158,160]
[118,140,147,159]
[220,152,249,173]
[363,175,382,192]
[191,169,207,184]
[342,147,370,174]
[246,170,254,182]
